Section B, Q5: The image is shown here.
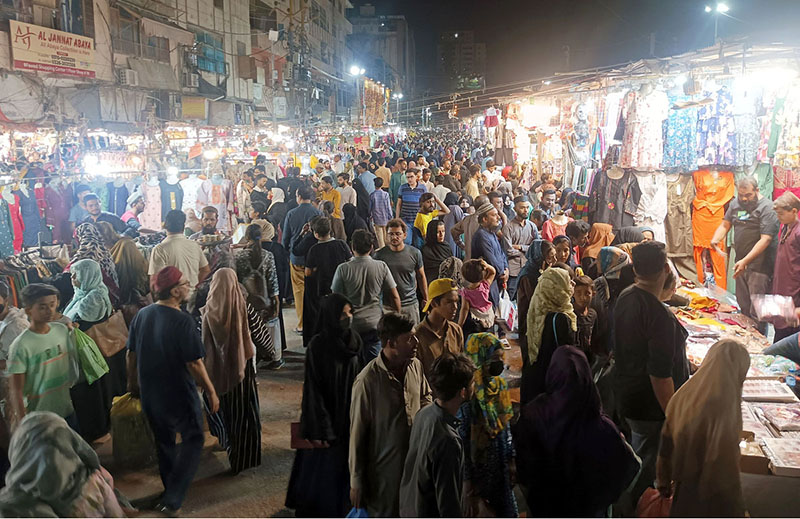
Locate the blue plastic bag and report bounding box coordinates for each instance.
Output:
[346,507,368,518]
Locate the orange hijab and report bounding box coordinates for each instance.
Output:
[201,268,255,395]
[582,223,615,259]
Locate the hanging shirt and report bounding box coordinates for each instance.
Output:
[160,180,184,220]
[106,182,129,217]
[179,176,205,217]
[665,174,696,257]
[139,183,163,231]
[196,179,234,233]
[634,172,668,243]
[691,170,735,249]
[619,90,669,171]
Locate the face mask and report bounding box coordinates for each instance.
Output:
[488,359,504,377]
[339,316,353,330]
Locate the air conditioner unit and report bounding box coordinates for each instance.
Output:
[183,72,200,88]
[118,69,139,87]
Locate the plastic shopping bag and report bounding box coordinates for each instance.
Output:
[73,329,109,385]
[636,487,672,518]
[110,393,157,469]
[346,507,368,518]
[498,290,516,330]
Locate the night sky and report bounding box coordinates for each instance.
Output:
[352,0,800,96]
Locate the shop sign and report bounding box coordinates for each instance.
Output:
[10,21,96,78]
[182,97,207,120]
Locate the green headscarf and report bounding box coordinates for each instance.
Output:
[63,259,112,322]
[0,412,100,517]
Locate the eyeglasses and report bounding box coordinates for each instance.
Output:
[387,232,404,237]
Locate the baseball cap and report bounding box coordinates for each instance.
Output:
[423,278,458,313]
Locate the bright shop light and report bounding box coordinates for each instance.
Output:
[203,149,219,160]
[716,3,729,13]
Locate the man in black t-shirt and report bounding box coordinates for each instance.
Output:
[126,266,219,515]
[613,241,688,506]
[711,177,779,326]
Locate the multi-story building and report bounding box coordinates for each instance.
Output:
[436,30,485,90]
[347,3,415,98]
[250,0,354,124]
[0,0,257,128]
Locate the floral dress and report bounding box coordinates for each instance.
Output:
[619,89,669,170]
[697,86,737,166]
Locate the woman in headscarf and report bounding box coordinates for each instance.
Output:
[0,412,124,518]
[201,268,262,474]
[67,223,121,308]
[442,192,465,256]
[581,223,615,278]
[342,202,369,243]
[351,177,372,224]
[514,346,640,517]
[110,235,149,307]
[610,225,646,247]
[321,200,346,240]
[516,240,556,364]
[552,235,578,269]
[460,333,518,517]
[63,259,122,442]
[521,267,577,404]
[656,339,750,517]
[286,293,363,517]
[233,224,284,369]
[421,219,452,284]
[592,246,633,315]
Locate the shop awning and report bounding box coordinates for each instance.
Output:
[127,58,181,91]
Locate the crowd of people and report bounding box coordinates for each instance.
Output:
[0,129,797,517]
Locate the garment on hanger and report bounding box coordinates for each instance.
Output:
[106,182,129,217]
[619,89,669,170]
[587,168,641,230]
[160,180,184,219]
[196,178,234,233]
[732,85,760,168]
[0,199,15,258]
[663,95,698,171]
[773,166,800,200]
[633,171,668,242]
[180,176,204,217]
[665,173,697,280]
[7,193,23,253]
[697,86,737,167]
[44,182,73,244]
[13,188,40,247]
[541,216,573,242]
[692,170,734,289]
[485,107,499,127]
[139,182,163,230]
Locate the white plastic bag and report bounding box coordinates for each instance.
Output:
[498,290,516,330]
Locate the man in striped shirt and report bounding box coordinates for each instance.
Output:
[396,169,428,245]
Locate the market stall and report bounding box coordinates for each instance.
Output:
[483,42,800,288]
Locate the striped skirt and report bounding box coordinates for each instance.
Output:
[204,362,262,474]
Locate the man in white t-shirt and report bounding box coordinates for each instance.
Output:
[332,154,345,175]
[337,172,357,209]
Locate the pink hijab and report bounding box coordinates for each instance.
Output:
[201,268,255,394]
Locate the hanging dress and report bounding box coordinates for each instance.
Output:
[13,188,40,247]
[139,182,163,230]
[7,194,24,253]
[0,199,14,258]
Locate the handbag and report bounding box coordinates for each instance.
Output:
[85,311,129,357]
[73,329,109,385]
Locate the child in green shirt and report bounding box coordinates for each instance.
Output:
[7,283,78,431]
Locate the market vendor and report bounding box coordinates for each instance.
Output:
[80,193,134,237]
[120,193,157,234]
[710,177,779,327]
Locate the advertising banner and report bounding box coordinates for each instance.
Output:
[10,21,96,78]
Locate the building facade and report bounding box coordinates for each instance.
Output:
[436,30,485,91]
[347,3,415,98]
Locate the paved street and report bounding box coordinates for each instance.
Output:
[99,308,306,518]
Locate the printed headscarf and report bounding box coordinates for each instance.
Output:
[598,246,630,280]
[72,223,120,287]
[465,333,513,439]
[526,267,577,363]
[62,259,112,322]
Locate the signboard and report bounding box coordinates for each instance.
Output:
[9,21,96,78]
[182,96,207,120]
